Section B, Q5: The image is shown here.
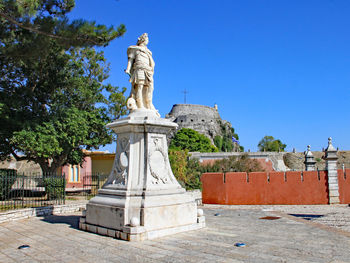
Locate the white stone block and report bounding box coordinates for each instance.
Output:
[86,224,97,233]
[80,223,86,231]
[97,227,108,236]
[107,229,116,238]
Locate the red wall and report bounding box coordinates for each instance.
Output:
[202,171,332,205]
[338,169,350,204]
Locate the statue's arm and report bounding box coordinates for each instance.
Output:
[125,58,133,76]
[125,47,136,76]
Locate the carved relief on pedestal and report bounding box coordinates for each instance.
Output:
[105,136,130,187]
[148,137,170,184]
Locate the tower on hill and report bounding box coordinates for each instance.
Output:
[166,104,240,151]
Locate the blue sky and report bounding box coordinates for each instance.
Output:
[69,0,350,152]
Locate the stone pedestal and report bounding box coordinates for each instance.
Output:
[80,110,205,241]
[304,145,316,171]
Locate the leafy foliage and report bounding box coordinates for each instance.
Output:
[0,169,17,200]
[200,154,265,173]
[169,151,264,190]
[169,128,218,153]
[214,121,242,152]
[43,176,66,200]
[0,0,126,53]
[168,150,202,190]
[0,0,127,172]
[258,136,287,152]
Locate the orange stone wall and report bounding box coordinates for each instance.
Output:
[202,169,350,205]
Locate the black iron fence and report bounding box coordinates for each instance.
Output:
[82,173,109,199]
[0,169,65,211]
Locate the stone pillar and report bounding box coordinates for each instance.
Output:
[304,145,316,171]
[324,137,339,204]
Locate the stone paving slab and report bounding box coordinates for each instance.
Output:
[0,205,350,262]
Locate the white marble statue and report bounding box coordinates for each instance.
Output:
[125,33,159,116]
[81,33,205,241]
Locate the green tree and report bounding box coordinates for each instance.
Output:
[0,0,125,51]
[169,128,218,153]
[0,0,127,173]
[258,136,287,152]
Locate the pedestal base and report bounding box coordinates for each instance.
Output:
[79,190,205,241]
[80,214,205,242]
[80,115,205,241]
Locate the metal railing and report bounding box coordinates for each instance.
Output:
[82,173,109,199]
[0,169,65,211]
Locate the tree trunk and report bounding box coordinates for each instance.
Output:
[38,160,59,175]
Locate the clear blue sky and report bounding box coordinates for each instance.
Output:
[69,0,350,153]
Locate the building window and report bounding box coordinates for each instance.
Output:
[75,166,79,182]
[70,166,74,182]
[69,165,80,183]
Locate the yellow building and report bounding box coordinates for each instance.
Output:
[87,151,115,175]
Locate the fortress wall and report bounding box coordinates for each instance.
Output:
[202,169,350,205]
[167,104,223,143]
[202,171,330,205]
[168,104,221,120]
[338,169,350,203]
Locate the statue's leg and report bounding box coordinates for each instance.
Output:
[143,85,151,109]
[135,84,144,108]
[147,82,155,110]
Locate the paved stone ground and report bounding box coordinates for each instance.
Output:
[1,205,350,262]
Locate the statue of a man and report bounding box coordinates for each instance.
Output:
[125,33,159,116]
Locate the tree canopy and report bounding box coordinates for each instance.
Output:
[257,136,287,152]
[0,0,127,173]
[169,128,218,153]
[0,0,125,51]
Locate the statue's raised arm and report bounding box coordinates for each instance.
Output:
[125,33,159,117]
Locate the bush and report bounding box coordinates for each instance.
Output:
[43,176,66,200]
[169,150,202,190]
[0,169,17,200]
[214,121,241,152]
[169,151,265,190]
[200,154,265,173]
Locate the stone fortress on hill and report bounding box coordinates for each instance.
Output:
[164,104,350,172]
[166,103,235,145]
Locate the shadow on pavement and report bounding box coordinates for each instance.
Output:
[289,214,324,221]
[40,214,81,229]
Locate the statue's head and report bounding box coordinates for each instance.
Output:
[137,33,149,45]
